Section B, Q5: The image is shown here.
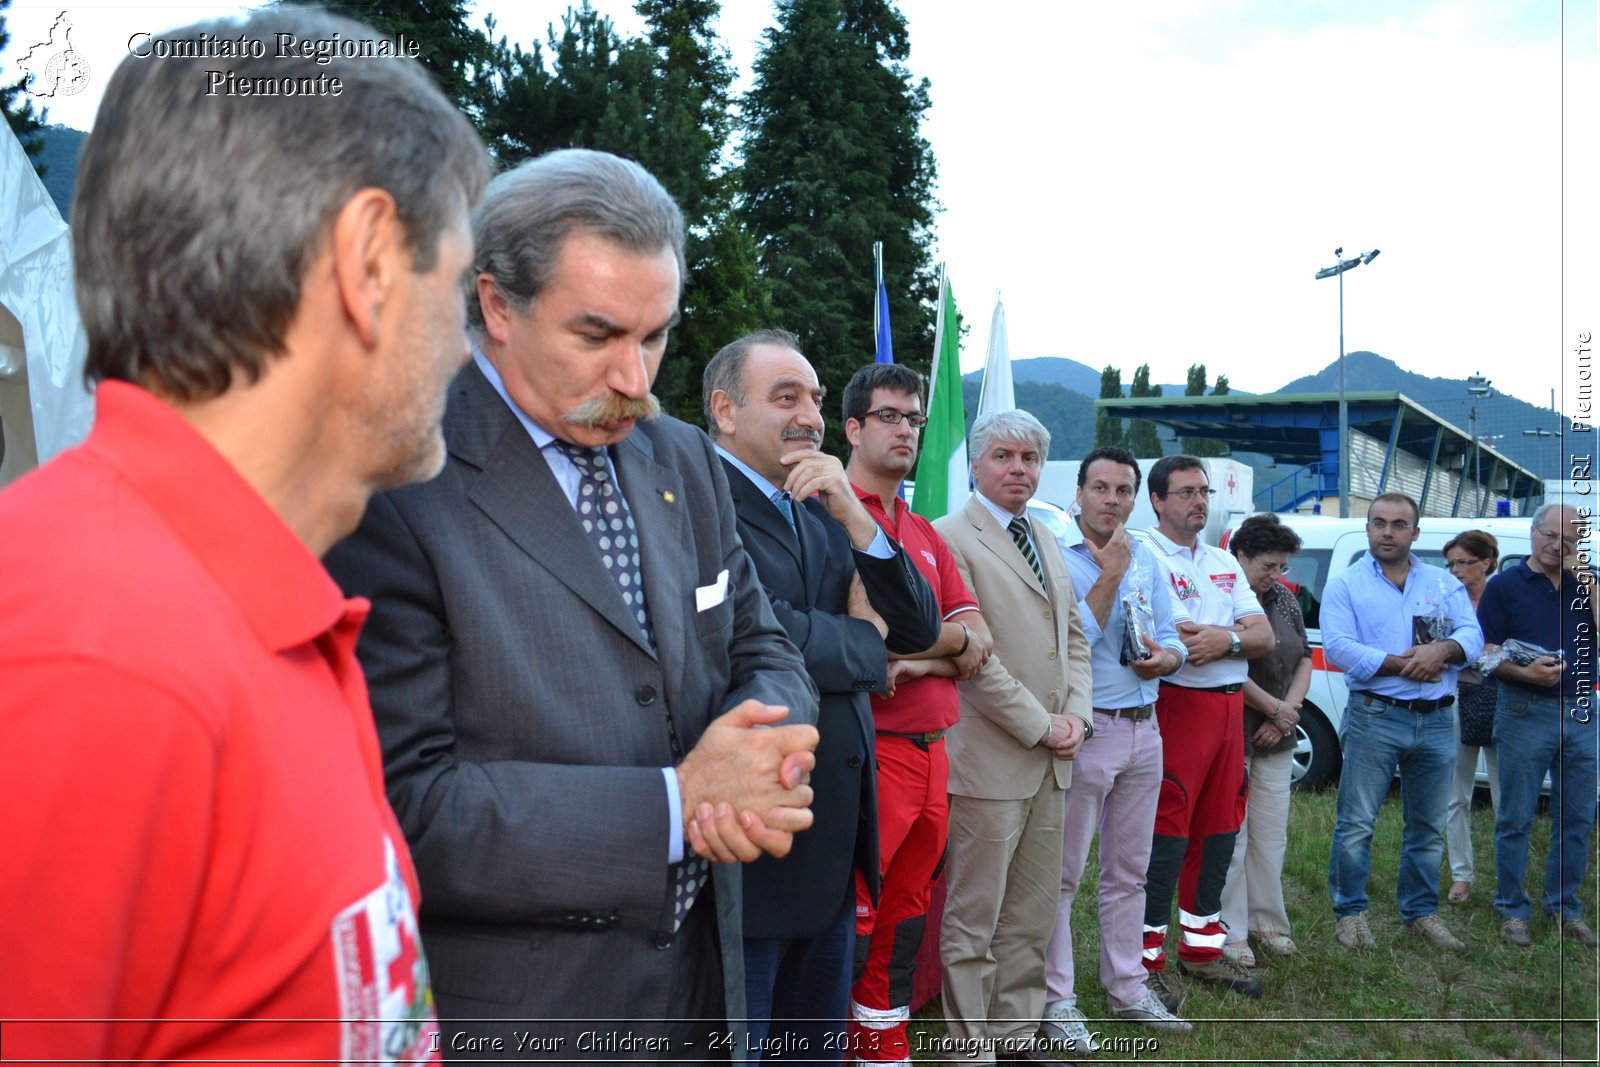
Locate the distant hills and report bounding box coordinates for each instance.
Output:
[960,351,1574,481]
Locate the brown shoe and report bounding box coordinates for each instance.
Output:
[1407,913,1466,951]
[1562,919,1600,948]
[1501,918,1533,947]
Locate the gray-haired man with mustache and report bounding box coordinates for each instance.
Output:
[326,149,820,1060]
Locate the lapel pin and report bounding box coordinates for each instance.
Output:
[662,490,676,504]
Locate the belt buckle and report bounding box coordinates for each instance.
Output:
[920,731,940,745]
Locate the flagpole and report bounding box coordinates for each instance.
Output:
[872,241,884,341]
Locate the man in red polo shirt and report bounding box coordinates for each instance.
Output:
[841,363,993,1065]
[0,10,490,1062]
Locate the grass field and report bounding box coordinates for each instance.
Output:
[909,788,1600,1064]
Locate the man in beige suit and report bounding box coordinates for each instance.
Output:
[934,410,1093,1065]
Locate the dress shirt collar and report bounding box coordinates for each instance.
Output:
[714,445,784,502]
[473,347,558,451]
[974,490,1028,531]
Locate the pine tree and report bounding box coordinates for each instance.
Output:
[739,0,939,451]
[1212,374,1230,396]
[1181,362,1225,456]
[1,0,48,173]
[310,0,489,131]
[1125,364,1163,458]
[1093,365,1124,449]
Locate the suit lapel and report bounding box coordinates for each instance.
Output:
[722,461,805,573]
[614,427,689,666]
[967,495,1049,602]
[451,364,656,658]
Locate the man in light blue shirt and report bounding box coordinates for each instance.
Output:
[1321,492,1483,953]
[1038,447,1192,1052]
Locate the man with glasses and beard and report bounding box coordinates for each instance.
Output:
[1321,492,1481,954]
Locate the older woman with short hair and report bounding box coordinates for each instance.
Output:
[1220,513,1311,964]
[1442,529,1501,903]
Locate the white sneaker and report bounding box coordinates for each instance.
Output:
[1040,1000,1100,1052]
[1108,990,1194,1034]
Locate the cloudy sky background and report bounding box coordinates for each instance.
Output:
[7,1,1594,413]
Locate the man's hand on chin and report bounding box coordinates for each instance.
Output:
[677,700,818,863]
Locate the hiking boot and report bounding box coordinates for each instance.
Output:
[1109,990,1194,1034]
[1040,1000,1099,1052]
[1145,969,1182,1012]
[1407,913,1466,951]
[1562,919,1600,948]
[1336,913,1377,950]
[1500,918,1533,947]
[1177,954,1265,998]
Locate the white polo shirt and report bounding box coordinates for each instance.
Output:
[1145,527,1264,688]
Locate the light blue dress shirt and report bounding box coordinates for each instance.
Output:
[1321,551,1484,702]
[1057,517,1189,708]
[714,446,893,559]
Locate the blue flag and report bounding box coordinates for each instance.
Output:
[873,243,893,364]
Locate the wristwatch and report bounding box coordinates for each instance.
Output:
[1227,630,1242,657]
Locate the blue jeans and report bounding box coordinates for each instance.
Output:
[743,888,855,1059]
[1492,686,1600,922]
[1329,693,1456,921]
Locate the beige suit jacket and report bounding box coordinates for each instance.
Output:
[934,494,1093,799]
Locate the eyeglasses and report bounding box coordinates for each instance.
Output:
[1444,557,1485,570]
[1249,559,1291,575]
[857,407,928,429]
[1162,487,1216,501]
[1366,519,1414,533]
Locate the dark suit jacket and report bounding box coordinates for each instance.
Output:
[722,463,941,940]
[325,362,818,1053]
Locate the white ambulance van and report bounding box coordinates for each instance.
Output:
[1221,515,1538,791]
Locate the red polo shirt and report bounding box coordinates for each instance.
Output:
[0,383,437,1063]
[852,484,978,732]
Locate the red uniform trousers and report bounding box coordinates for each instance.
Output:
[849,734,948,1063]
[1142,684,1248,971]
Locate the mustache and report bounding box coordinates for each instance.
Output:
[563,391,662,428]
[782,427,822,446]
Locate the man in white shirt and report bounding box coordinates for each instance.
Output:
[1140,455,1273,1004]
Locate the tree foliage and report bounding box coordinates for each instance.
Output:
[1093,364,1124,449]
[1,0,48,171]
[739,0,939,453]
[1125,363,1163,458]
[1181,362,1226,457]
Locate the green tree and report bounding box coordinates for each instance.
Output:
[1181,362,1225,456]
[1093,364,1124,449]
[1125,363,1163,458]
[739,0,939,452]
[1,0,47,173]
[1212,374,1230,396]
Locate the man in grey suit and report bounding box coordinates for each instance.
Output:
[703,333,940,1056]
[326,149,820,1060]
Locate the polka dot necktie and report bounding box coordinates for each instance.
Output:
[555,440,705,930]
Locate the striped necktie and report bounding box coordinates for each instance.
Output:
[1008,516,1045,589]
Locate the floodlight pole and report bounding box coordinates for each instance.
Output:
[1468,373,1492,516]
[1314,247,1380,519]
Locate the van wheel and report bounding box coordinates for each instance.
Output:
[1289,703,1340,792]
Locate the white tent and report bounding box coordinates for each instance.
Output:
[0,124,89,488]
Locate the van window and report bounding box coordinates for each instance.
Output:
[1287,548,1332,629]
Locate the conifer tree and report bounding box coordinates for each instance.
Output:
[1093,365,1124,449]
[1125,363,1163,458]
[1,0,48,172]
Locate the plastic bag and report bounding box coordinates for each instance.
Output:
[1475,638,1565,675]
[1120,552,1157,665]
[1411,576,1452,645]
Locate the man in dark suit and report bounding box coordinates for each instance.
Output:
[325,149,820,1060]
[702,333,940,1057]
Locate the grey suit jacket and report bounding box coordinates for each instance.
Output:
[325,362,817,1053]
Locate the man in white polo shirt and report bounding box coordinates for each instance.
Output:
[1140,456,1273,1005]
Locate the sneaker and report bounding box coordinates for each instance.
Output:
[1176,954,1265,998]
[1040,1001,1099,1053]
[1407,913,1466,951]
[1253,932,1298,956]
[1500,918,1533,947]
[1336,913,1377,951]
[1109,990,1194,1034]
[1562,919,1600,948]
[1145,969,1182,1013]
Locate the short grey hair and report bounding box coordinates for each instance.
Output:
[76,7,491,401]
[970,410,1051,466]
[1531,502,1578,531]
[701,329,801,439]
[468,149,686,334]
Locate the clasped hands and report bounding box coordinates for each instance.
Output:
[676,700,819,865]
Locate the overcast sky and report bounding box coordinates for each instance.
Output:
[6,0,1594,416]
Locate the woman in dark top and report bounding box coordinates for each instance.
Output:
[1443,530,1500,903]
[1221,514,1311,965]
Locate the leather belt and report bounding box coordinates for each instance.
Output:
[878,729,947,751]
[1160,681,1244,695]
[1358,692,1456,713]
[1093,704,1155,722]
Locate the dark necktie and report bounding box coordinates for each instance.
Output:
[555,440,704,930]
[772,491,797,529]
[1008,515,1046,589]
